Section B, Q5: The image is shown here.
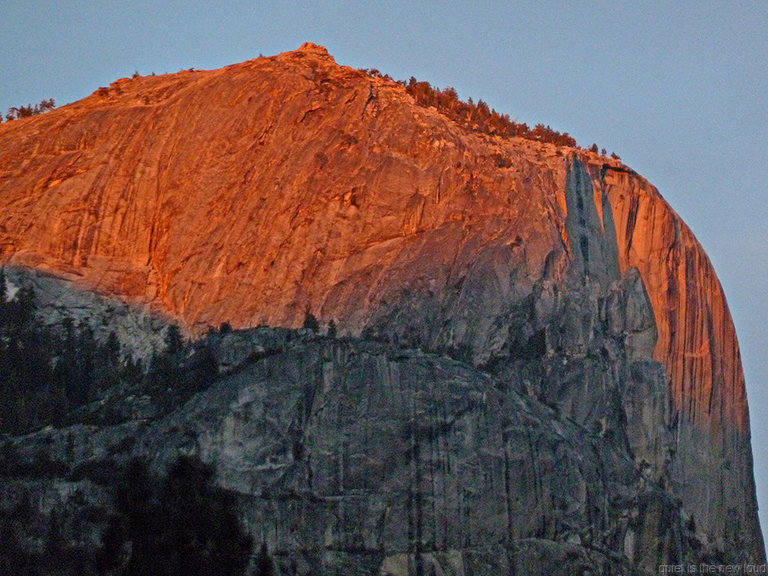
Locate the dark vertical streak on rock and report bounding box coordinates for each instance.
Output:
[502,427,514,541]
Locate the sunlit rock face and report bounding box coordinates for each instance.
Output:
[0,43,763,567]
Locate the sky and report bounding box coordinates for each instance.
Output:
[2,0,767,542]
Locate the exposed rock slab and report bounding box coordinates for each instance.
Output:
[0,44,762,561]
[1,335,690,575]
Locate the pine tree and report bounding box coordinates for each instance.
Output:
[302,309,320,333]
[44,508,65,567]
[0,268,7,305]
[254,542,275,576]
[164,324,184,356]
[107,456,253,576]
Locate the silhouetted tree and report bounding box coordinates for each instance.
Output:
[5,98,55,121]
[0,492,35,574]
[0,280,207,434]
[395,73,580,147]
[164,324,185,356]
[303,309,320,333]
[146,325,187,403]
[254,542,276,576]
[104,455,253,576]
[0,268,7,304]
[96,330,122,390]
[44,508,65,571]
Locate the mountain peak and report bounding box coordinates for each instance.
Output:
[296,41,332,57]
[0,47,762,564]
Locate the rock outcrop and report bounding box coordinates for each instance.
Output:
[0,331,692,575]
[0,43,763,568]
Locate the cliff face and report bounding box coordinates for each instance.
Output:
[597,164,758,554]
[0,43,762,566]
[0,330,696,575]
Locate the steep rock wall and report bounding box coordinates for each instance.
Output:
[0,44,761,559]
[1,335,691,575]
[587,162,762,556]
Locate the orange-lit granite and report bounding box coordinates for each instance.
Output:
[590,163,749,436]
[0,43,761,556]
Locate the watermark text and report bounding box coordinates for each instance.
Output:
[659,564,767,574]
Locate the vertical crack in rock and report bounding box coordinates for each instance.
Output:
[564,154,620,287]
[597,158,764,559]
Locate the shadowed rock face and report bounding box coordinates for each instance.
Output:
[0,43,763,566]
[0,333,707,574]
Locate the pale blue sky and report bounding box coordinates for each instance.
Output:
[2,1,767,540]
